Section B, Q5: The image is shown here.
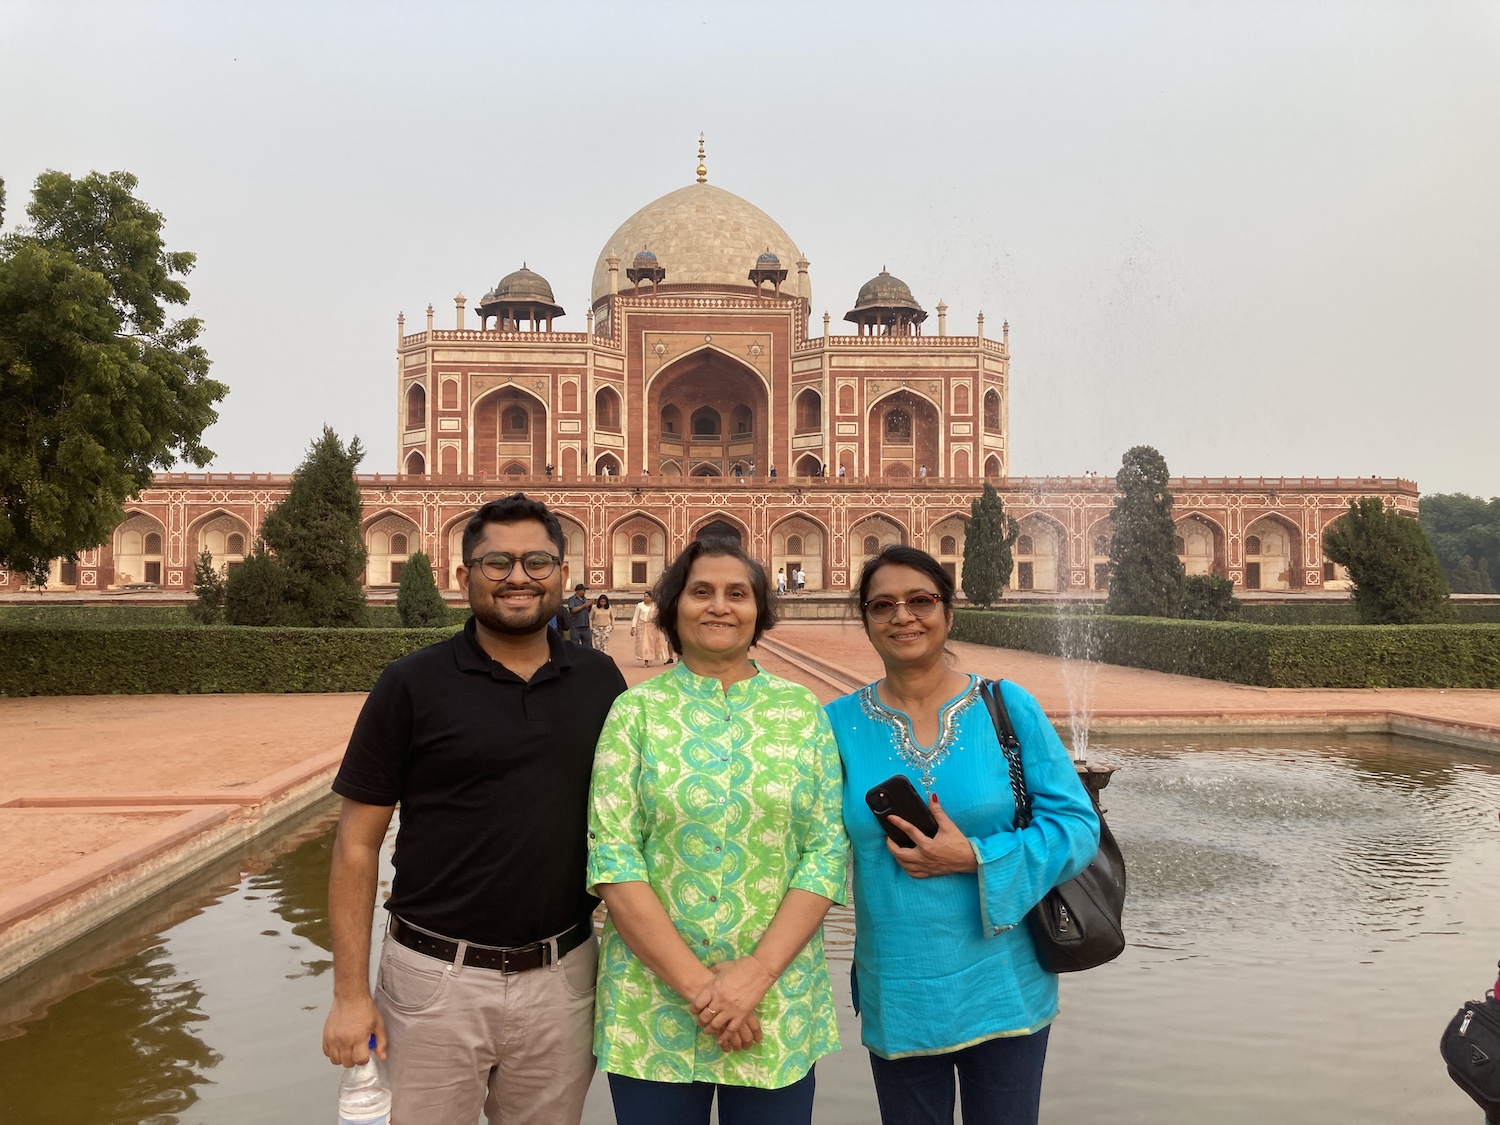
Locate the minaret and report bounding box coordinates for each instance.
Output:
[454,293,466,329]
[936,300,948,337]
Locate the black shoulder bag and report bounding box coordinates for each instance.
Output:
[980,679,1127,973]
[1439,963,1500,1118]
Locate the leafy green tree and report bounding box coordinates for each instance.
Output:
[1180,574,1240,620]
[1322,497,1455,624]
[1106,445,1185,617]
[224,543,287,626]
[1419,492,1500,593]
[258,427,369,627]
[190,549,225,624]
[961,483,1019,607]
[1448,556,1492,595]
[0,171,226,583]
[396,550,448,627]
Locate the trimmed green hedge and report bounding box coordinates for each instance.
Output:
[0,625,461,696]
[983,601,1500,626]
[0,603,471,629]
[951,609,1500,688]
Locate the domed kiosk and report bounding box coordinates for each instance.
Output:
[475,266,564,331]
[845,268,926,336]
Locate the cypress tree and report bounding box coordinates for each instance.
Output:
[1322,497,1455,624]
[1106,445,1186,617]
[189,549,225,624]
[258,426,368,627]
[396,550,449,627]
[961,483,1018,607]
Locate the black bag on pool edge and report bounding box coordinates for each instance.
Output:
[1441,975,1500,1119]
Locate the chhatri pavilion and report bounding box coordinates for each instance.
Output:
[4,141,1415,599]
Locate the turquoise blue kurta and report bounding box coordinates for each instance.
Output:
[588,661,850,1088]
[825,676,1099,1059]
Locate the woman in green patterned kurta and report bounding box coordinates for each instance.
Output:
[587,538,849,1125]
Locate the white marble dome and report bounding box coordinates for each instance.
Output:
[592,183,808,307]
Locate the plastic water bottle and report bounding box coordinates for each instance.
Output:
[337,1035,391,1125]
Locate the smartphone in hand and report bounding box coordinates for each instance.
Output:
[865,775,940,848]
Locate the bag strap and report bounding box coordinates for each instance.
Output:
[980,678,1032,829]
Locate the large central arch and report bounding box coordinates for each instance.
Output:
[647,349,769,477]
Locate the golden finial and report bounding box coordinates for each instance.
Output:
[696,132,707,183]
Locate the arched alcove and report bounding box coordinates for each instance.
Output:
[648,348,769,478]
[611,514,668,588]
[405,383,426,429]
[113,512,166,586]
[770,515,827,591]
[366,512,422,586]
[474,386,547,477]
[1009,514,1068,592]
[794,389,822,433]
[595,386,621,431]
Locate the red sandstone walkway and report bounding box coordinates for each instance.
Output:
[774,621,1500,720]
[4,634,1498,983]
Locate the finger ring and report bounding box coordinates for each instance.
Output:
[707,1008,719,1016]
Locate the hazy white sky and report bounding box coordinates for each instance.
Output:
[3,1,1498,494]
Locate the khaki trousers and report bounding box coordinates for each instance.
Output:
[374,927,598,1125]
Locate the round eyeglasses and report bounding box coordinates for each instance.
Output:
[467,551,561,581]
[862,593,944,622]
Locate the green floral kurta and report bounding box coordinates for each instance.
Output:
[586,661,849,1089]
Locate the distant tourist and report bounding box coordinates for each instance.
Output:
[630,590,670,667]
[770,465,778,478]
[838,464,847,478]
[587,537,848,1124]
[545,463,554,479]
[590,594,615,653]
[567,583,594,648]
[824,546,1099,1125]
[918,463,928,479]
[777,566,788,595]
[322,493,626,1125]
[795,566,806,594]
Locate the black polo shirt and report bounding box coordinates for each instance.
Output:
[333,618,626,946]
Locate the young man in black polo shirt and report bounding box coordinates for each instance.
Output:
[321,493,626,1125]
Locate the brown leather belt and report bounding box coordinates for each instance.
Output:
[390,916,593,974]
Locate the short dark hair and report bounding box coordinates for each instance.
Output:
[653,539,777,655]
[596,594,610,608]
[461,493,566,563]
[854,544,955,625]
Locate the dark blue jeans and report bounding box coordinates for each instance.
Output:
[607,1067,816,1125]
[868,1026,1050,1125]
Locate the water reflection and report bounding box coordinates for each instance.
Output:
[1,735,1498,1124]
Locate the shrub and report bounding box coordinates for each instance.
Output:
[396,551,449,627]
[1180,574,1240,621]
[951,609,1500,688]
[224,544,287,626]
[1323,497,1454,624]
[0,625,460,696]
[190,549,225,624]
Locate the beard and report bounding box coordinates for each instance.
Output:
[470,583,562,636]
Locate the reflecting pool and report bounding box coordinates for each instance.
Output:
[0,733,1496,1123]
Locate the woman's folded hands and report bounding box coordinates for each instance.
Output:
[690,956,777,1053]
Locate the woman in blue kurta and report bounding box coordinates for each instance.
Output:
[825,546,1099,1125]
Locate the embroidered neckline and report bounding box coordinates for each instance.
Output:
[857,675,981,792]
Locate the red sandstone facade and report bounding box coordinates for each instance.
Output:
[0,167,1418,598]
